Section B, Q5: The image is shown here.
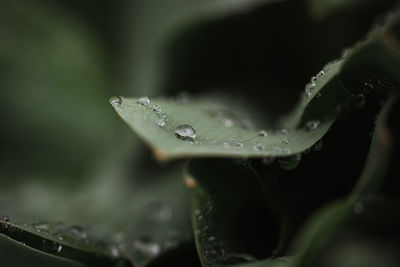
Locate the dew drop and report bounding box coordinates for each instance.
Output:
[1,216,9,222]
[253,143,265,151]
[279,154,301,170]
[281,138,289,145]
[57,245,63,253]
[305,120,320,131]
[258,130,268,137]
[174,124,197,141]
[312,139,323,151]
[156,118,165,127]
[150,104,162,113]
[317,70,325,78]
[311,76,317,83]
[109,96,122,107]
[363,82,374,92]
[137,96,150,106]
[353,94,366,108]
[159,113,168,121]
[223,118,234,127]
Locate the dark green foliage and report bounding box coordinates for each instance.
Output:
[1,0,400,266]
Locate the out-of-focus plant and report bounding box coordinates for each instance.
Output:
[1,0,399,266]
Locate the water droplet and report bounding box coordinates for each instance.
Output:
[174,125,197,141]
[57,245,63,253]
[279,154,301,170]
[312,139,323,151]
[159,113,168,121]
[253,143,265,151]
[150,104,162,113]
[317,70,325,78]
[156,118,165,127]
[262,157,275,165]
[1,216,9,222]
[281,138,289,145]
[353,94,366,108]
[363,82,374,92]
[133,237,161,257]
[305,120,320,131]
[137,96,150,106]
[353,202,364,214]
[258,130,268,137]
[274,147,282,153]
[311,76,317,83]
[109,96,122,107]
[224,119,234,127]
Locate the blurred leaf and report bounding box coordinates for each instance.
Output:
[0,233,87,267]
[0,219,130,267]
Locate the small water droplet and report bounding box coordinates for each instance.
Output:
[174,125,197,141]
[258,130,268,137]
[279,154,301,170]
[137,96,150,106]
[57,245,63,253]
[274,147,282,153]
[133,237,161,257]
[109,96,122,107]
[353,202,364,214]
[305,120,320,131]
[353,94,366,108]
[253,143,265,151]
[159,113,168,120]
[156,118,165,127]
[150,104,162,113]
[1,216,9,222]
[262,157,274,165]
[363,82,374,92]
[311,76,317,83]
[312,139,323,151]
[317,70,325,78]
[281,138,289,145]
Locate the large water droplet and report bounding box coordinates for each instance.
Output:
[137,96,150,106]
[109,96,122,107]
[133,237,161,257]
[306,120,320,131]
[174,125,197,141]
[279,154,301,170]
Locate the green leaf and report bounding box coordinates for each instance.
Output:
[184,159,280,267]
[0,233,87,267]
[0,219,130,267]
[112,57,345,160]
